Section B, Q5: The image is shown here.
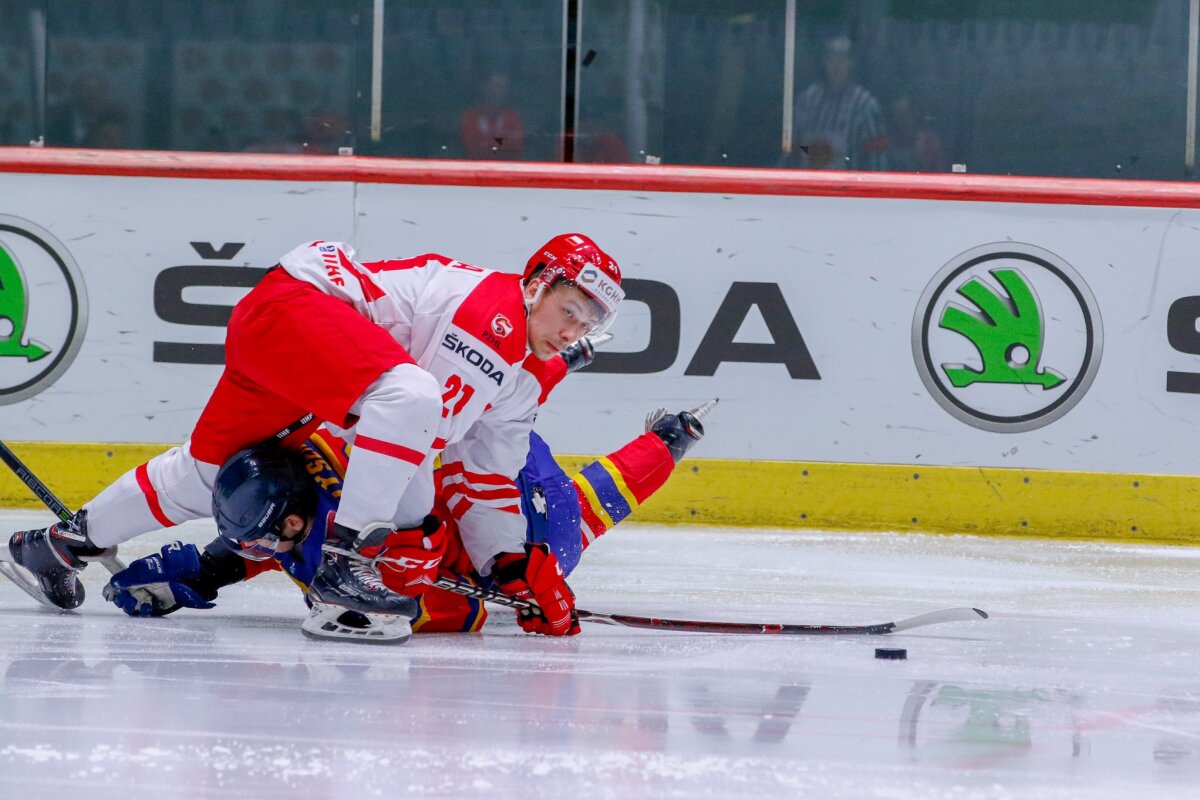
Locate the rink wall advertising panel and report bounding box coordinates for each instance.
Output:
[2,149,1200,542]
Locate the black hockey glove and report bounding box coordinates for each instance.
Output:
[559,333,612,373]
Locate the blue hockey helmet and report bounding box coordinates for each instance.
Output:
[212,445,315,561]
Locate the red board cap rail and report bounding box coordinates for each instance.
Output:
[4,146,1200,208]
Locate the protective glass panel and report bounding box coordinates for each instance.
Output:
[374,1,563,160]
[41,0,365,153]
[864,0,1190,179]
[581,0,1192,178]
[3,0,1195,180]
[0,0,43,147]
[580,1,787,167]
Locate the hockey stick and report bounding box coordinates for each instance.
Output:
[431,576,988,635]
[0,409,312,572]
[0,407,311,604]
[0,439,74,522]
[2,435,986,636]
[0,440,127,607]
[574,606,988,635]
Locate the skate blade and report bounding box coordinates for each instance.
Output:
[0,543,63,610]
[300,603,412,645]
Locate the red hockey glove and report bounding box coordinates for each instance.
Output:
[368,515,447,592]
[492,543,581,636]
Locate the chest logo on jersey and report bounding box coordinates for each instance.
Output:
[442,332,505,386]
[490,313,513,338]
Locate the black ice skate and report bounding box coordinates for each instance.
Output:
[1,510,110,610]
[646,398,718,462]
[307,522,418,619]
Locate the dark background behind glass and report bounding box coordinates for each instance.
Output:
[375,1,562,160]
[0,0,1192,180]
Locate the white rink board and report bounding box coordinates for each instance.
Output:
[1,169,1199,474]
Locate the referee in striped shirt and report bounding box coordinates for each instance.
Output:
[790,35,889,171]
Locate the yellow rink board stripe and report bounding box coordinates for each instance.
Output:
[0,443,1195,546]
[556,457,1198,546]
[0,443,174,513]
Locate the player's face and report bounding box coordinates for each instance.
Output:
[240,513,311,559]
[525,280,603,360]
[274,513,310,553]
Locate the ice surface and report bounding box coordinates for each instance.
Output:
[1,509,1198,799]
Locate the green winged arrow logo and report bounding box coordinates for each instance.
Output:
[0,242,51,362]
[938,268,1064,390]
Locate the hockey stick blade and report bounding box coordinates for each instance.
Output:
[431,577,987,636]
[574,606,988,635]
[81,548,127,576]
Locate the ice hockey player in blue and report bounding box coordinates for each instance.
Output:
[104,400,714,642]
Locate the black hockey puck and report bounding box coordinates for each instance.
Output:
[875,647,907,660]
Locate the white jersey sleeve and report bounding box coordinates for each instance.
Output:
[278,240,373,312]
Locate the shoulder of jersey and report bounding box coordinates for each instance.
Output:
[521,352,568,405]
[302,431,349,484]
[449,268,527,366]
[359,252,456,272]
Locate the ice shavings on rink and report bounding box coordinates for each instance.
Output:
[1,510,1198,799]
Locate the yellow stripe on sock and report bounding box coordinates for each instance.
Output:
[598,456,640,512]
[410,595,433,633]
[575,471,616,530]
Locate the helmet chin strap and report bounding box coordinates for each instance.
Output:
[523,280,547,316]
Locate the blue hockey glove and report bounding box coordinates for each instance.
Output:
[102,541,217,617]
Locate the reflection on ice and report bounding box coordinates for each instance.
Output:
[1,512,1199,798]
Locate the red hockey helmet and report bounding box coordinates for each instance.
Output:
[524,233,624,334]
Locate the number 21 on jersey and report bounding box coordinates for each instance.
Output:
[441,374,475,419]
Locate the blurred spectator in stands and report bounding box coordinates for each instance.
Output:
[788,35,888,171]
[460,72,524,159]
[560,99,630,164]
[46,74,132,149]
[573,121,630,164]
[888,95,948,173]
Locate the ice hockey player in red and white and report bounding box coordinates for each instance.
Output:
[97,330,715,641]
[4,232,624,642]
[99,398,715,640]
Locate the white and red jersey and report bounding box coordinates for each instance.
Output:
[438,352,568,570]
[278,240,542,570]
